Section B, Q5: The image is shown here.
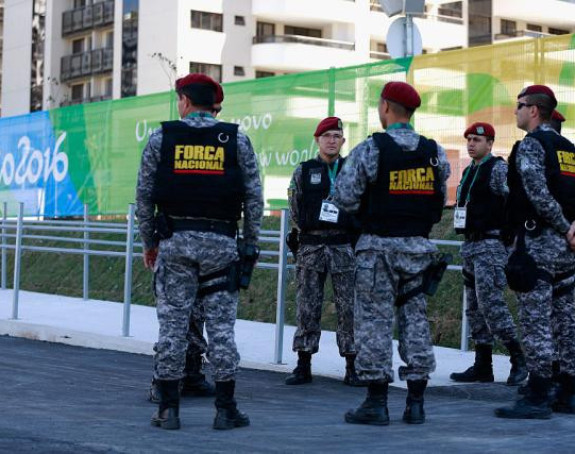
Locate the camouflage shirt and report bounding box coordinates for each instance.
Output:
[135,114,263,250]
[332,126,451,253]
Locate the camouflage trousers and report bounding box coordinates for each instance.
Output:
[354,250,436,383]
[292,243,356,356]
[462,243,518,346]
[515,229,575,378]
[153,231,240,382]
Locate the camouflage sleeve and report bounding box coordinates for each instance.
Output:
[288,165,303,227]
[517,137,571,234]
[436,144,452,205]
[489,159,509,198]
[332,138,378,213]
[238,133,264,245]
[135,128,163,250]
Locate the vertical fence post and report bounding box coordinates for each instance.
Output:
[122,203,135,337]
[11,202,24,320]
[460,286,469,352]
[1,201,7,290]
[83,204,90,300]
[274,209,289,364]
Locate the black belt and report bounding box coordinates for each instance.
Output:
[299,233,351,246]
[464,232,501,242]
[172,219,237,238]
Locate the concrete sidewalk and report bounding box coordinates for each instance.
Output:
[0,289,515,388]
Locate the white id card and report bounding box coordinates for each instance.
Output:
[319,201,340,223]
[453,206,467,229]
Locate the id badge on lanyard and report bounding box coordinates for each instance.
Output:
[319,201,340,223]
[453,206,467,229]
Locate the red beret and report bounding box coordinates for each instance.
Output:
[552,110,565,122]
[517,85,558,108]
[175,73,219,94]
[214,82,224,104]
[381,81,421,110]
[314,117,343,137]
[464,122,495,139]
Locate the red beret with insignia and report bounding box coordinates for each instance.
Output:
[314,117,343,137]
[464,122,495,139]
[380,81,421,110]
[517,85,558,108]
[552,110,565,122]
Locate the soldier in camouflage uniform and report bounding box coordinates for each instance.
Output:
[450,122,527,386]
[285,117,363,387]
[147,82,228,404]
[334,82,451,426]
[495,85,575,420]
[136,74,263,430]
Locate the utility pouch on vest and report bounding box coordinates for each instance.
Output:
[423,253,453,296]
[237,239,260,290]
[286,227,300,257]
[153,212,173,241]
[505,230,550,293]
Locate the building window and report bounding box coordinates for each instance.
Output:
[74,0,87,8]
[234,15,245,26]
[72,38,85,54]
[191,10,223,32]
[256,71,275,79]
[256,21,275,36]
[105,31,114,48]
[438,1,462,18]
[189,62,222,83]
[284,25,322,38]
[370,41,388,53]
[234,66,245,76]
[549,27,569,35]
[71,83,85,101]
[526,24,542,32]
[121,0,138,98]
[104,78,113,97]
[500,19,517,36]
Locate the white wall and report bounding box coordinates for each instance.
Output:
[136,0,179,96]
[1,0,33,117]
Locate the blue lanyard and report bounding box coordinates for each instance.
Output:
[456,155,492,204]
[326,159,340,196]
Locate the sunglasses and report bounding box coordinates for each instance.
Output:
[516,102,535,110]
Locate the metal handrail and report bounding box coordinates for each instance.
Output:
[0,202,469,363]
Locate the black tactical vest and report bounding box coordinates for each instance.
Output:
[455,156,506,234]
[153,121,244,221]
[298,157,353,232]
[507,129,575,229]
[360,133,444,237]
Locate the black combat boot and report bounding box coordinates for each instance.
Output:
[213,380,250,430]
[403,380,427,424]
[343,354,367,387]
[181,353,216,397]
[285,351,312,385]
[504,340,528,386]
[552,373,575,414]
[495,374,552,419]
[345,381,390,426]
[450,344,494,383]
[150,379,181,430]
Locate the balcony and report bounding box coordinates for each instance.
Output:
[60,48,114,83]
[495,29,551,42]
[252,0,357,25]
[370,50,391,60]
[60,94,112,107]
[252,34,357,71]
[62,0,114,37]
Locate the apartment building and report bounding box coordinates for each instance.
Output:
[1,0,574,118]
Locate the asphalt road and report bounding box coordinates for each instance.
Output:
[2,335,575,453]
